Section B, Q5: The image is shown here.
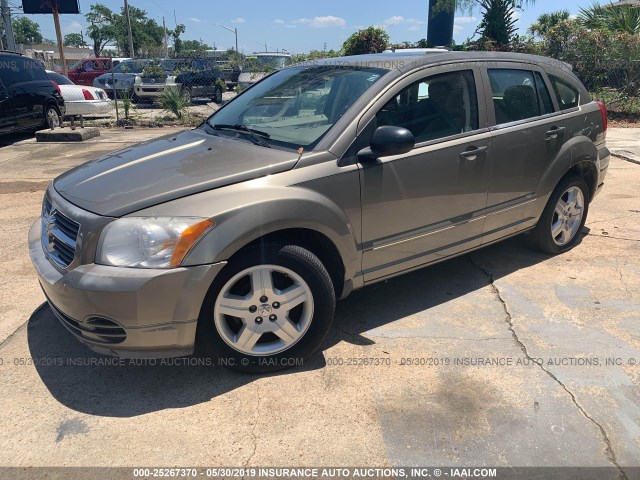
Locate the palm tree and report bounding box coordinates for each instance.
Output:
[528,10,571,37]
[578,3,640,34]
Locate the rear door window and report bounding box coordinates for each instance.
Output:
[488,69,543,124]
[0,57,41,85]
[549,75,580,109]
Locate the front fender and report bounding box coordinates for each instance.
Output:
[182,186,360,280]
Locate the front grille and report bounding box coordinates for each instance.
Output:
[41,196,80,269]
[49,302,127,345]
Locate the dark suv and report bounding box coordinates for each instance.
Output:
[0,52,65,135]
[175,58,224,104]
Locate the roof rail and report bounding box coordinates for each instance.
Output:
[0,50,24,56]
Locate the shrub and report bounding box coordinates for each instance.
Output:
[160,87,189,119]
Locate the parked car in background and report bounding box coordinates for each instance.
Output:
[175,59,225,104]
[47,71,111,119]
[238,52,292,89]
[133,58,224,104]
[59,58,113,87]
[93,59,151,99]
[30,52,608,372]
[133,58,187,103]
[0,51,65,134]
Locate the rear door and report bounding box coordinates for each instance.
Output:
[0,66,16,132]
[357,64,492,282]
[8,57,46,130]
[480,62,563,244]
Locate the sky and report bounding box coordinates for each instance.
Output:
[15,0,590,54]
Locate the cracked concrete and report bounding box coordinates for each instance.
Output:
[0,128,638,473]
[468,255,629,480]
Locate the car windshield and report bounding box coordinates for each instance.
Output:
[205,65,387,150]
[113,60,148,74]
[159,59,190,72]
[247,56,290,71]
[47,71,74,85]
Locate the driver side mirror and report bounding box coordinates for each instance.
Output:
[357,126,415,161]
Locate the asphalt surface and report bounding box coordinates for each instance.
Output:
[0,127,638,476]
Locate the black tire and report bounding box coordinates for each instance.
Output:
[42,104,61,130]
[212,86,223,104]
[196,245,336,373]
[530,175,590,254]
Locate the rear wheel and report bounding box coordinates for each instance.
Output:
[196,245,336,373]
[530,175,589,254]
[43,105,61,129]
[182,87,192,105]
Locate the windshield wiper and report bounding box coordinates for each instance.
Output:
[211,124,271,148]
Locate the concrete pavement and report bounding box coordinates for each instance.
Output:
[0,127,638,476]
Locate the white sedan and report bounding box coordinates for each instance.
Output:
[46,71,112,118]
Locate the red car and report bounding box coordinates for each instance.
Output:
[58,58,113,86]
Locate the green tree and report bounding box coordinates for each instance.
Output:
[12,17,43,45]
[182,39,210,51]
[170,24,186,56]
[342,26,390,56]
[86,4,116,56]
[64,32,88,47]
[115,5,164,57]
[528,10,571,38]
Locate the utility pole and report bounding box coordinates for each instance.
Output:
[124,0,135,58]
[51,0,68,76]
[218,24,238,52]
[0,0,16,52]
[163,16,168,58]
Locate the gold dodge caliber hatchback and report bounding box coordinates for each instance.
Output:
[30,52,610,372]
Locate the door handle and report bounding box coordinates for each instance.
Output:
[545,126,566,140]
[459,146,488,161]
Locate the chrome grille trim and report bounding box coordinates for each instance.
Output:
[41,195,81,269]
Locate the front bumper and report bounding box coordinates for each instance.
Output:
[134,82,179,99]
[29,218,225,358]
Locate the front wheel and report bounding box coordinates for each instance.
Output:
[212,86,223,104]
[196,245,336,373]
[530,175,589,254]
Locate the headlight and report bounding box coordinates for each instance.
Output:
[97,217,214,268]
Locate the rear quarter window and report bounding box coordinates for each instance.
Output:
[549,75,579,109]
[0,57,45,85]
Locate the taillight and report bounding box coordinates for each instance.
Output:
[595,100,607,139]
[51,81,61,95]
[82,89,95,100]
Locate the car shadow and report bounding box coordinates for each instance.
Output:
[28,235,556,418]
[0,131,35,147]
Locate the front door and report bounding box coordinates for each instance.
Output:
[358,65,492,282]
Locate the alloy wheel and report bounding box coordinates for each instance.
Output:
[213,264,314,356]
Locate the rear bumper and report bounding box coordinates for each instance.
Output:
[594,145,610,198]
[64,100,112,118]
[29,219,226,358]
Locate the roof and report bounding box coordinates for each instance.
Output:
[304,51,573,74]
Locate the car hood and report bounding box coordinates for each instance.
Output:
[54,129,299,217]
